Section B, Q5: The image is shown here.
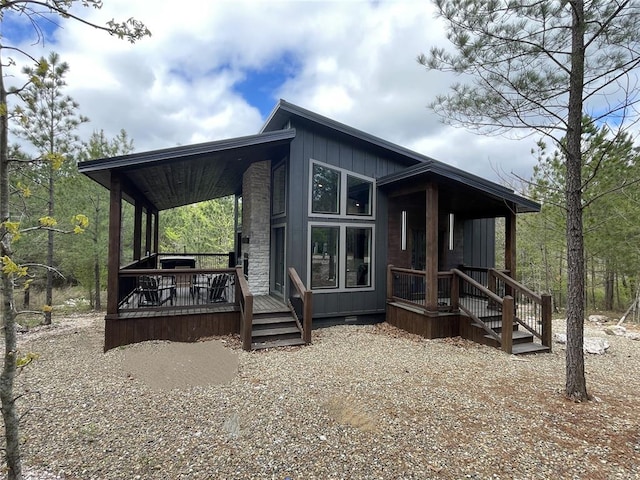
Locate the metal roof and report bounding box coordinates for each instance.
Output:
[78,99,539,215]
[261,100,539,214]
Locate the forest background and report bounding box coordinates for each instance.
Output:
[9,53,640,326]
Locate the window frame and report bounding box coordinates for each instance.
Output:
[271,160,287,218]
[308,159,375,220]
[307,222,375,293]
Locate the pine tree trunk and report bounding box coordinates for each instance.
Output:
[0,58,24,480]
[44,163,54,325]
[604,265,614,311]
[565,0,588,402]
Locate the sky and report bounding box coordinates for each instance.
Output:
[0,0,544,185]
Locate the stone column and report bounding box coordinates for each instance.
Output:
[242,161,271,295]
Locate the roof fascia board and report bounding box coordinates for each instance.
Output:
[78,128,296,174]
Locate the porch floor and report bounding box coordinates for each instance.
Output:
[118,293,289,319]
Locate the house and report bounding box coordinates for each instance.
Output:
[78,100,551,354]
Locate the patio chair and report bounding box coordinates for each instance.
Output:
[138,275,175,307]
[207,274,228,303]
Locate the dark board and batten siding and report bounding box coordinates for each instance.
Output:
[463,218,496,268]
[286,124,413,320]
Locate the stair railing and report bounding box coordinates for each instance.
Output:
[288,267,312,344]
[451,268,506,347]
[235,266,253,351]
[489,269,552,349]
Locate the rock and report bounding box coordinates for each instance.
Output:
[583,337,609,355]
[603,325,627,336]
[554,333,610,354]
[588,314,609,323]
[554,333,567,344]
[223,412,240,439]
[625,332,640,341]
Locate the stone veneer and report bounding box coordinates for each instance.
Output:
[241,160,271,295]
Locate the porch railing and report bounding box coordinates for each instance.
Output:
[451,268,504,345]
[236,265,253,351]
[117,267,236,312]
[288,267,312,344]
[387,264,553,353]
[488,268,552,348]
[158,252,234,269]
[386,266,454,311]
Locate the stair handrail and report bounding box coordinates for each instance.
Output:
[489,268,541,301]
[489,268,552,349]
[451,268,503,343]
[288,267,312,344]
[235,265,253,351]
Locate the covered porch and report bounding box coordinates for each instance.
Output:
[78,130,312,351]
[378,162,551,354]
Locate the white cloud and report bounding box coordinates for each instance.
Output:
[4,0,543,184]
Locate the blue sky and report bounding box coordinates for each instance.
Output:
[0,0,547,184]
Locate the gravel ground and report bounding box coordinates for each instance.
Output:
[6,313,640,479]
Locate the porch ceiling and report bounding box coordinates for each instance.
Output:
[78,129,295,211]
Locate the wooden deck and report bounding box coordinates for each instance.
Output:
[105,293,289,351]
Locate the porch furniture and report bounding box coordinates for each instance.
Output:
[208,274,228,303]
[138,275,176,307]
[190,274,212,302]
[159,256,196,269]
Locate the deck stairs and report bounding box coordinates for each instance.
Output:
[251,296,305,350]
[466,313,550,355]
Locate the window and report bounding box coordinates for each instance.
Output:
[309,224,374,291]
[346,227,371,287]
[272,163,286,216]
[312,163,340,214]
[310,226,339,289]
[310,160,374,218]
[347,175,372,215]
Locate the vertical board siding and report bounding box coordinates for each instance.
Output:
[463,218,496,268]
[104,311,239,351]
[288,123,415,319]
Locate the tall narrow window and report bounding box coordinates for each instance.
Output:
[448,213,455,251]
[312,164,340,214]
[310,226,339,289]
[272,163,286,216]
[346,227,372,287]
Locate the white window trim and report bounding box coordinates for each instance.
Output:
[308,159,376,220]
[307,222,375,294]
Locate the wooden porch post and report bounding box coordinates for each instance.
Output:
[133,200,143,261]
[145,207,153,256]
[425,182,439,312]
[153,210,160,255]
[505,208,517,279]
[107,174,122,316]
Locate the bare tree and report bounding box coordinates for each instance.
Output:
[0,2,149,478]
[420,0,640,401]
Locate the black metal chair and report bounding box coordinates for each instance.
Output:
[138,275,175,307]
